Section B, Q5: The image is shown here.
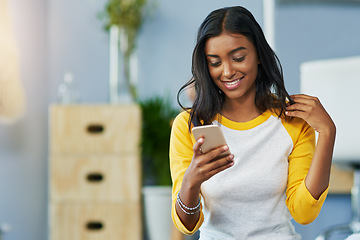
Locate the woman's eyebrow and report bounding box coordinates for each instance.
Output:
[228,46,246,55]
[206,46,246,58]
[206,54,219,58]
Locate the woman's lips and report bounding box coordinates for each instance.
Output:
[221,76,244,90]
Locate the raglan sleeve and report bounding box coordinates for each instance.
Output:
[284,118,329,225]
[169,111,204,234]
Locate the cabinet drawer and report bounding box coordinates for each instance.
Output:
[49,104,141,154]
[50,155,140,202]
[49,203,141,240]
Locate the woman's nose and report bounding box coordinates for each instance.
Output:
[222,62,236,79]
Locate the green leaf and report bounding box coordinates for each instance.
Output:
[139,96,179,186]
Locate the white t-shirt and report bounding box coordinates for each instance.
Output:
[170,110,328,240]
[199,115,299,240]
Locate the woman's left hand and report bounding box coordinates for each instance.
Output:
[285,94,336,134]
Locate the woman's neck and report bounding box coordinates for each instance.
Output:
[221,97,261,123]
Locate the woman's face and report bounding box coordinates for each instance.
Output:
[205,32,259,104]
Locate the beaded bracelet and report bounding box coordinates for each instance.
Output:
[177,199,201,215]
[177,191,201,215]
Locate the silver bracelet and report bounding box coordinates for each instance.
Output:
[177,198,201,215]
[177,191,201,211]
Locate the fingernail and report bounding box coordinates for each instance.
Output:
[223,145,228,151]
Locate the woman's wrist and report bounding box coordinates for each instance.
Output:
[318,122,336,140]
[183,171,202,193]
[179,174,202,211]
[177,190,201,215]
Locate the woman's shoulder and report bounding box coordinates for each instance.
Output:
[281,115,309,128]
[174,110,190,122]
[267,107,308,128]
[172,110,191,130]
[280,115,315,141]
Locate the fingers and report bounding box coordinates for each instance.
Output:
[202,145,234,171]
[195,153,234,182]
[193,137,204,155]
[194,141,233,164]
[286,94,320,116]
[207,145,230,160]
[191,141,234,181]
[286,94,335,134]
[288,94,319,107]
[208,156,234,176]
[193,136,231,161]
[285,108,307,119]
[286,102,311,113]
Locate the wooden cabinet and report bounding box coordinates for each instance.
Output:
[48,104,142,240]
[49,104,140,154]
[50,203,141,240]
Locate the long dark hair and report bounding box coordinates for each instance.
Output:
[177,6,293,129]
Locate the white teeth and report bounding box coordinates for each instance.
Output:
[225,79,240,86]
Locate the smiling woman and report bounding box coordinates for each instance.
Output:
[0,0,25,123]
[205,32,260,121]
[170,6,336,240]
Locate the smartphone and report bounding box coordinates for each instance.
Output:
[192,125,231,158]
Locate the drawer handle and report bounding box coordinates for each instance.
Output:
[87,124,104,134]
[86,173,104,182]
[86,221,104,230]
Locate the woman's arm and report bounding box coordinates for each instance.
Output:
[170,113,234,233]
[176,138,233,231]
[285,94,336,199]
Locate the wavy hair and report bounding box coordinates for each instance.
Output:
[177,6,293,129]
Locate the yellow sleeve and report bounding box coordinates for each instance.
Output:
[283,117,329,225]
[169,111,204,234]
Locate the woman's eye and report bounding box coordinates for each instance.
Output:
[210,61,221,67]
[233,57,245,62]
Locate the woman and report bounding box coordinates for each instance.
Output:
[169,6,336,240]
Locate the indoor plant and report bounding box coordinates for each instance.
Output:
[139,95,179,240]
[100,0,151,102]
[140,95,178,186]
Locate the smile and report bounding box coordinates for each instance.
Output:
[221,76,244,90]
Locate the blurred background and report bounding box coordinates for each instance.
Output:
[1,0,360,240]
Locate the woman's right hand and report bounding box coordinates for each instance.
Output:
[184,137,234,189]
[175,137,234,231]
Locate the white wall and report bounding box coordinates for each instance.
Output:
[48,0,109,103]
[276,2,360,94]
